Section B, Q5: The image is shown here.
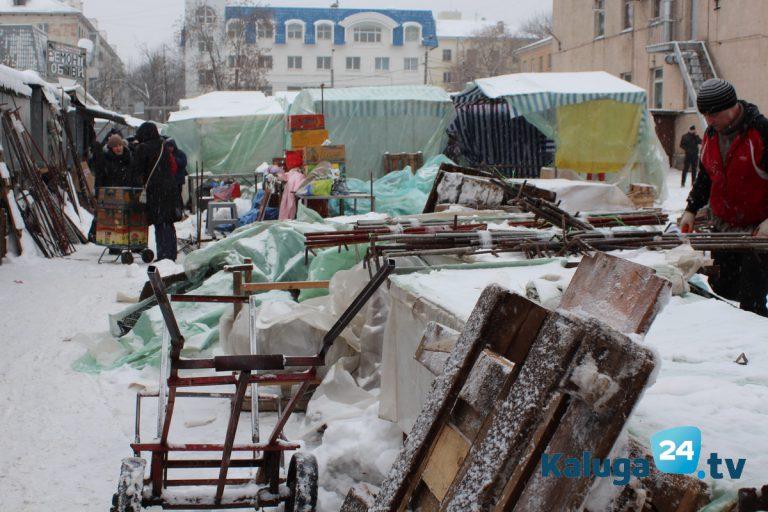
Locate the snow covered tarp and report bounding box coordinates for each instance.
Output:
[289,85,455,180]
[165,91,286,174]
[454,72,670,199]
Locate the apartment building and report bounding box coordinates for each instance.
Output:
[182,2,438,96]
[550,0,768,166]
[0,0,124,91]
[515,36,554,73]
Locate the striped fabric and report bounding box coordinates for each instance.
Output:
[454,85,646,117]
[449,102,553,178]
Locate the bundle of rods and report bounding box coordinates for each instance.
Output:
[1,109,75,257]
[366,229,768,264]
[506,210,670,229]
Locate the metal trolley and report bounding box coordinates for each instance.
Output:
[95,187,154,265]
[112,260,395,511]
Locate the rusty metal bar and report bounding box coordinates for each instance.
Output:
[216,371,251,504]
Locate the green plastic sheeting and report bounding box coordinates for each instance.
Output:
[289,85,455,180]
[73,154,451,373]
[333,154,452,217]
[164,92,286,175]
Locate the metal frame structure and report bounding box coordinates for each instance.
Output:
[119,259,395,509]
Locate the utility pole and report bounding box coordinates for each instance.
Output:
[331,48,335,88]
[424,49,428,85]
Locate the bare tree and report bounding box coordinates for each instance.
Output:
[183,0,271,92]
[449,22,533,86]
[517,11,553,40]
[125,44,185,122]
[89,57,126,111]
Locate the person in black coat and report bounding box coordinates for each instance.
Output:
[90,130,134,188]
[132,122,182,261]
[679,125,702,187]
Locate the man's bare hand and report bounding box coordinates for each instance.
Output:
[680,211,696,233]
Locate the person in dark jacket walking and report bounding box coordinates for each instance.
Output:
[680,79,768,317]
[132,122,182,261]
[679,125,702,187]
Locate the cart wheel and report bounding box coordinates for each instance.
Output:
[285,452,318,512]
[110,457,146,512]
[140,248,154,264]
[120,251,134,265]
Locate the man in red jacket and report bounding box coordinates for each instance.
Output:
[680,79,768,316]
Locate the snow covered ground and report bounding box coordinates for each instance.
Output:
[0,168,763,510]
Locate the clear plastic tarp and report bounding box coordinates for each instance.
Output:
[289,85,455,180]
[164,91,286,174]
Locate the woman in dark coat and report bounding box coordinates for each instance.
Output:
[132,122,181,261]
[90,130,134,188]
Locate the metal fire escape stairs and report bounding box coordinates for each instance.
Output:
[671,41,719,129]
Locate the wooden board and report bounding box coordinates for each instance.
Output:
[559,252,671,335]
[242,280,330,293]
[421,424,470,502]
[290,129,329,149]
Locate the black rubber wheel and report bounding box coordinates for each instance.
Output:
[111,457,145,512]
[140,248,154,264]
[120,251,134,265]
[285,452,318,512]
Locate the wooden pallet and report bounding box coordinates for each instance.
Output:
[345,252,680,512]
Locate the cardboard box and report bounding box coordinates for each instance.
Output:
[304,145,346,164]
[288,114,325,131]
[95,227,130,246]
[96,208,147,228]
[129,227,149,246]
[291,129,329,150]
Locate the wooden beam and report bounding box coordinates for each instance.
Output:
[242,280,330,293]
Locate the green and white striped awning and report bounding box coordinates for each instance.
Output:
[454,72,647,117]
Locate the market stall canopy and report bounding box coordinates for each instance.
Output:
[454,72,669,199]
[165,91,285,174]
[289,85,455,180]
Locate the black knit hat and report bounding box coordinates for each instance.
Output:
[697,79,738,114]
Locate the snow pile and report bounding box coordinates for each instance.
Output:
[170,91,284,122]
[0,64,32,96]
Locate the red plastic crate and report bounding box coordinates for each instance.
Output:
[285,150,304,169]
[288,114,325,132]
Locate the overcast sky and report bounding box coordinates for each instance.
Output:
[82,0,551,66]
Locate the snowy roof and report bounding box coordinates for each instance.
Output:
[0,64,32,96]
[436,19,497,39]
[472,72,645,99]
[0,0,79,14]
[169,91,284,122]
[294,85,453,104]
[515,36,554,53]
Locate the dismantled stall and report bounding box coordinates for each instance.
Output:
[289,85,455,180]
[452,72,669,197]
[165,91,286,174]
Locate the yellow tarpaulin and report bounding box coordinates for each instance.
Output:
[554,99,642,174]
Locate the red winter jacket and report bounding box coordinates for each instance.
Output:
[686,102,768,226]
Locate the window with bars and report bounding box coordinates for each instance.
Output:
[317,56,331,69]
[375,57,389,70]
[288,56,302,69]
[346,56,361,70]
[353,25,382,43]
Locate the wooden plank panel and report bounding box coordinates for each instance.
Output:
[242,280,330,292]
[559,252,671,335]
[372,286,528,512]
[421,424,471,502]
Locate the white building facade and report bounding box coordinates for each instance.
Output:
[182,2,438,96]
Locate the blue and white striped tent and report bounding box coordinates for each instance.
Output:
[452,72,668,196]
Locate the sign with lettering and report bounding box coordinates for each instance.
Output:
[46,41,86,81]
